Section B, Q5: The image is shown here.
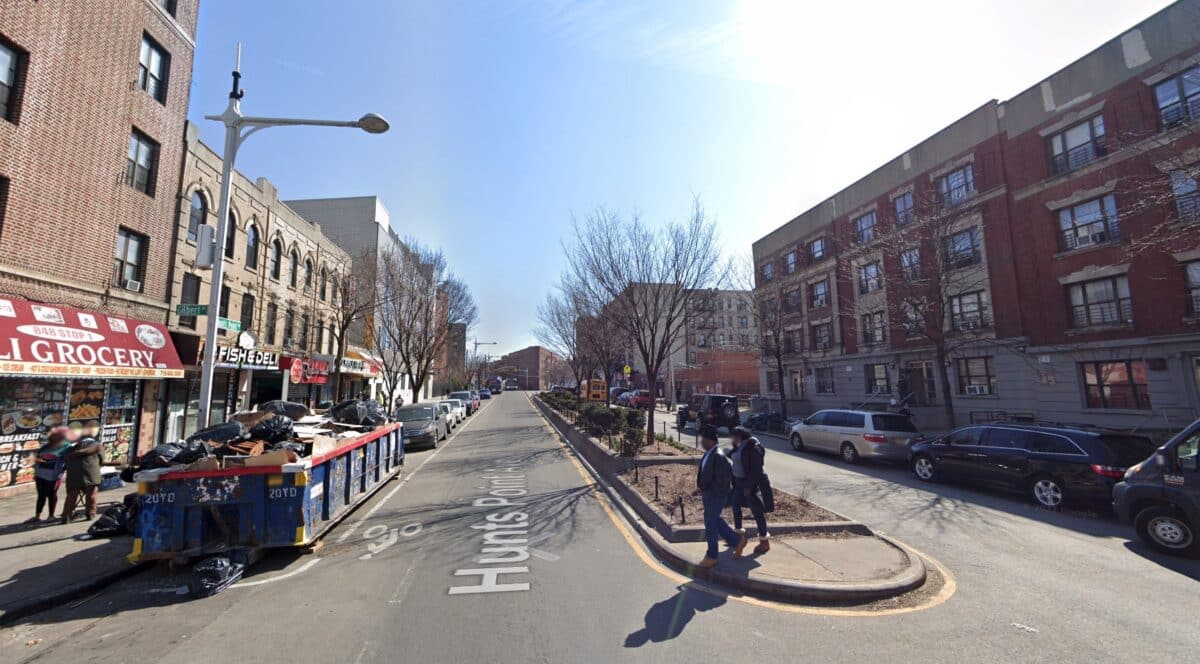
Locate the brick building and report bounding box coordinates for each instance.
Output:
[0,1,199,496]
[752,0,1200,435]
[497,345,561,391]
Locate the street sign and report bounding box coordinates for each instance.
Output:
[623,364,632,376]
[218,317,241,332]
[176,303,208,317]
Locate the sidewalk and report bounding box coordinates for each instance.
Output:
[0,486,145,625]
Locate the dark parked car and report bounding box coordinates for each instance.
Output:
[394,404,447,449]
[478,389,492,400]
[1113,418,1200,558]
[677,394,740,431]
[450,391,476,415]
[909,423,1158,509]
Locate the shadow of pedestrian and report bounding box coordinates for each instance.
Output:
[623,583,726,647]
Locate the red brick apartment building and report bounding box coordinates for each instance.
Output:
[752,0,1200,435]
[0,1,198,496]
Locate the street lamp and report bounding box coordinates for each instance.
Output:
[196,47,389,428]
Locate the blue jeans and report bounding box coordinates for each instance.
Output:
[702,492,740,558]
[731,478,768,538]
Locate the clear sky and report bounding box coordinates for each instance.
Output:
[187,0,1173,357]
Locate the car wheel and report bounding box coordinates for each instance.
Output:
[840,442,859,464]
[912,455,937,482]
[1030,475,1066,509]
[1134,505,1200,557]
[790,433,805,451]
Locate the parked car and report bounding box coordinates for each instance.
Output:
[479,389,493,400]
[450,391,475,415]
[393,404,447,449]
[615,391,634,406]
[437,402,457,429]
[625,389,655,409]
[609,386,630,402]
[1114,418,1200,558]
[744,411,786,433]
[469,391,481,411]
[677,394,740,431]
[909,423,1158,510]
[790,409,918,463]
[443,398,467,423]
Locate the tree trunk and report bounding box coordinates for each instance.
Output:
[934,346,956,429]
[774,352,788,421]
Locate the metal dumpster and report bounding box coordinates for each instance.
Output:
[130,423,403,563]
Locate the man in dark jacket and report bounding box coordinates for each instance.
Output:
[695,425,745,568]
[729,426,770,557]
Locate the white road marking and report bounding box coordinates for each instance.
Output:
[235,557,322,587]
[399,522,422,537]
[529,548,559,562]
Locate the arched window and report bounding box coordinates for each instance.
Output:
[224,212,237,259]
[303,259,313,291]
[187,192,206,243]
[245,224,259,269]
[270,240,282,280]
[319,268,328,301]
[288,250,299,288]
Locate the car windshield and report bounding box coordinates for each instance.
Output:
[872,414,919,433]
[1094,435,1159,466]
[394,406,435,422]
[450,392,471,400]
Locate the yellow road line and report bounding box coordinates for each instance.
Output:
[525,393,956,617]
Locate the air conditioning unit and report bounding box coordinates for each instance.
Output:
[124,280,142,293]
[283,336,296,347]
[1075,231,1107,247]
[966,384,990,396]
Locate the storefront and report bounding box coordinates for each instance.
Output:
[337,350,379,401]
[280,354,332,407]
[0,299,183,496]
[160,334,280,443]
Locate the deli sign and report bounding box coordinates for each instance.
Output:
[0,299,184,378]
[215,345,279,370]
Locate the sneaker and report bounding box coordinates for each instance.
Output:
[24,516,41,524]
[697,556,719,569]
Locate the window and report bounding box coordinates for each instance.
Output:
[125,129,159,196]
[216,285,230,335]
[157,0,177,16]
[1187,262,1200,315]
[982,428,1034,450]
[1,37,25,123]
[319,268,328,301]
[300,314,310,350]
[809,279,828,308]
[782,330,801,354]
[137,35,169,103]
[224,212,236,259]
[1069,275,1132,328]
[945,427,984,446]
[1030,433,1082,455]
[811,323,832,350]
[815,367,835,394]
[113,228,147,291]
[180,273,201,329]
[761,262,775,283]
[1081,360,1151,409]
[938,165,975,207]
[240,293,255,333]
[265,302,278,345]
[283,308,295,345]
[808,238,825,262]
[245,224,259,269]
[1170,169,1200,221]
[900,247,920,280]
[858,261,882,294]
[784,289,802,313]
[269,240,282,279]
[315,320,324,354]
[288,250,299,288]
[861,311,886,344]
[956,357,996,395]
[902,301,923,338]
[864,363,890,394]
[950,290,988,330]
[943,227,981,268]
[853,211,877,244]
[187,192,206,243]
[0,175,9,238]
[304,259,313,291]
[893,192,914,226]
[738,315,748,328]
[1058,194,1118,250]
[1154,65,1200,127]
[1049,116,1106,174]
[785,250,798,274]
[739,334,749,346]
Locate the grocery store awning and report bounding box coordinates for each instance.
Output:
[0,298,184,378]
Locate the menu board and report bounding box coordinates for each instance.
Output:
[101,423,135,465]
[0,379,69,488]
[67,380,106,432]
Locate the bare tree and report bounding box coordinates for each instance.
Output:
[563,201,725,449]
[564,276,627,401]
[534,287,587,388]
[328,249,380,402]
[732,259,792,419]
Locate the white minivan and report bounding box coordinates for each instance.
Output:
[789,409,920,463]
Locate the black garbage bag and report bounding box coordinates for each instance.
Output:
[331,399,389,429]
[138,443,184,470]
[186,421,246,446]
[174,440,212,465]
[270,440,306,456]
[361,400,387,429]
[87,505,130,537]
[248,414,294,444]
[259,400,309,420]
[190,555,246,598]
[120,466,135,483]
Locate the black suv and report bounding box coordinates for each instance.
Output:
[908,423,1157,509]
[1113,418,1200,558]
[677,394,740,431]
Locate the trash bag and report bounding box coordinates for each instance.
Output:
[120,466,135,483]
[138,443,184,470]
[186,421,246,446]
[259,400,309,420]
[174,440,212,465]
[361,400,388,429]
[248,414,294,444]
[270,440,305,457]
[330,399,365,424]
[87,504,130,537]
[190,555,246,598]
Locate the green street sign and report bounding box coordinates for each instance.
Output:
[176,303,208,316]
[218,317,241,332]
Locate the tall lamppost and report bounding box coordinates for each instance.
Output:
[196,48,389,427]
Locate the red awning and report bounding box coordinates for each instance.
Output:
[0,298,184,379]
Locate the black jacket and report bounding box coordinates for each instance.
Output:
[696,447,734,497]
[738,437,765,486]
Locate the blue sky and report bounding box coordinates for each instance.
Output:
[188,0,1173,356]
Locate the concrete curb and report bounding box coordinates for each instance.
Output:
[534,396,928,603]
[0,559,151,626]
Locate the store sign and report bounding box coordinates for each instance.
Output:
[215,345,279,370]
[0,299,184,378]
[340,357,368,374]
[282,356,331,385]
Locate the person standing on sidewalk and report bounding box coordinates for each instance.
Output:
[695,425,745,568]
[61,425,102,524]
[25,427,72,524]
[729,426,770,557]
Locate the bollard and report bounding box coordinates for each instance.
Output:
[678,496,686,524]
[654,475,660,501]
[634,464,639,484]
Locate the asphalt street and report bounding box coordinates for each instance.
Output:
[1,394,1195,663]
